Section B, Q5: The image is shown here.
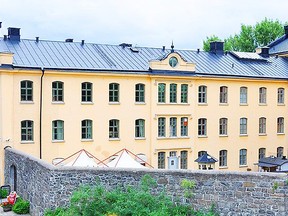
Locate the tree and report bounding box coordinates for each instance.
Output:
[203,18,285,52]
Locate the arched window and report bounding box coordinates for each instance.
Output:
[219,118,228,135]
[259,117,266,134]
[135,119,145,138]
[259,87,267,104]
[240,87,247,104]
[52,120,64,140]
[277,88,285,104]
[259,148,266,159]
[219,86,228,103]
[219,150,227,167]
[239,149,247,165]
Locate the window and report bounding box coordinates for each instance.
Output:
[277,117,284,133]
[259,148,266,159]
[158,117,166,137]
[52,81,64,102]
[52,120,64,140]
[158,152,165,169]
[259,117,266,134]
[219,118,228,135]
[21,120,33,141]
[170,151,177,157]
[240,87,247,104]
[181,84,188,103]
[135,83,145,103]
[219,86,228,103]
[158,83,166,103]
[81,119,92,139]
[135,119,145,138]
[20,80,33,101]
[259,87,266,104]
[198,151,207,158]
[169,117,177,137]
[109,119,119,138]
[109,83,119,102]
[278,88,285,104]
[277,147,284,157]
[240,118,247,135]
[180,151,188,169]
[180,117,188,136]
[219,150,227,167]
[170,83,177,103]
[198,118,207,136]
[239,149,247,166]
[198,85,207,103]
[81,82,92,102]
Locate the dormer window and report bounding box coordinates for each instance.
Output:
[169,56,178,68]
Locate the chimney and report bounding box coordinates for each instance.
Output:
[210,41,224,55]
[65,38,73,42]
[0,22,2,28]
[162,46,165,51]
[256,46,269,58]
[36,37,39,43]
[3,35,7,41]
[285,25,288,36]
[8,27,20,41]
[81,40,85,46]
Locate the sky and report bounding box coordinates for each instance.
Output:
[0,0,287,50]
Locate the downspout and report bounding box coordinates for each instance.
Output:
[40,67,45,159]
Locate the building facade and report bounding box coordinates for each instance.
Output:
[0,26,288,182]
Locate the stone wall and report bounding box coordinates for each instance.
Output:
[4,148,288,216]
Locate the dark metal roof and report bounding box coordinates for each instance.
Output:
[194,153,218,163]
[258,156,288,167]
[268,35,288,55]
[1,38,288,79]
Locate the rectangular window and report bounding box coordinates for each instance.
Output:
[198,118,207,136]
[181,84,188,103]
[239,149,247,165]
[158,83,166,103]
[219,150,227,167]
[219,118,228,135]
[135,119,145,138]
[82,82,92,102]
[259,148,266,159]
[240,87,247,104]
[158,117,166,137]
[240,118,247,135]
[21,120,33,141]
[180,117,188,136]
[259,117,266,134]
[52,120,64,140]
[180,151,188,169]
[277,147,284,157]
[158,152,165,169]
[219,86,228,103]
[82,119,92,139]
[198,85,207,103]
[277,117,284,133]
[170,83,177,103]
[169,117,177,137]
[278,88,285,104]
[21,80,33,101]
[109,119,119,138]
[109,83,119,102]
[135,84,145,102]
[52,81,64,102]
[259,87,267,104]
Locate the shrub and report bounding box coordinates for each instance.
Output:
[0,189,9,198]
[12,197,30,214]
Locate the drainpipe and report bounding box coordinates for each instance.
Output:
[40,67,45,159]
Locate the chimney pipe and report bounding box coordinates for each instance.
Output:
[162,46,165,51]
[8,27,21,41]
[81,40,85,46]
[3,35,7,41]
[36,37,39,43]
[0,22,2,28]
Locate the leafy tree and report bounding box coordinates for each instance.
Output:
[203,18,285,52]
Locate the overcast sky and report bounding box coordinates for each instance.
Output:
[0,0,287,50]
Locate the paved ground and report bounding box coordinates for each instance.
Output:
[0,207,30,215]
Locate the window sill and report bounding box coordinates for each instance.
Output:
[198,103,208,106]
[109,138,120,141]
[52,101,65,104]
[277,103,285,106]
[52,140,65,143]
[156,136,190,140]
[219,166,228,169]
[20,101,34,104]
[258,103,267,106]
[219,103,228,106]
[240,103,248,106]
[239,134,248,137]
[219,135,228,137]
[109,102,120,105]
[81,102,94,105]
[20,141,34,144]
[135,102,146,105]
[277,133,285,135]
[239,165,248,168]
[81,139,93,142]
[198,135,208,138]
[135,137,146,140]
[157,103,190,106]
[259,133,267,136]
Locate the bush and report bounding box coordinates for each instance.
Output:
[12,197,30,214]
[0,189,9,198]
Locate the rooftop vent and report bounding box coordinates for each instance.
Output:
[130,47,139,53]
[256,46,269,58]
[8,27,20,41]
[81,40,85,46]
[36,37,39,43]
[119,43,132,48]
[65,38,73,42]
[210,41,224,55]
[0,22,2,28]
[285,25,288,36]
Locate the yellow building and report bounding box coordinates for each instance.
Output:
[1,26,288,181]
